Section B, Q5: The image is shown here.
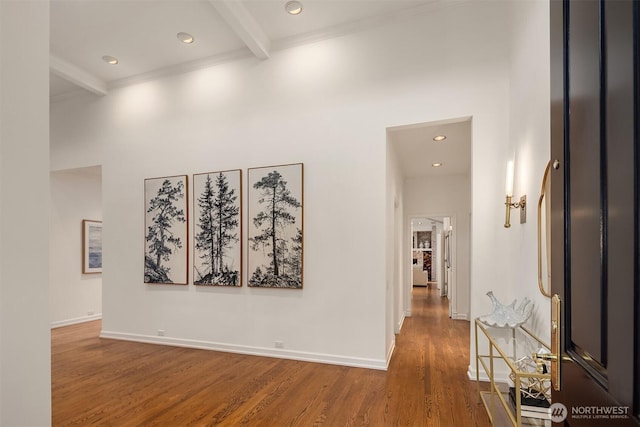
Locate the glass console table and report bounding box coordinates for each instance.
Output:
[475,319,552,426]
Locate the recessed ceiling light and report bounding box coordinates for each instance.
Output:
[285,1,303,15]
[433,135,447,142]
[102,55,118,65]
[432,163,443,167]
[177,32,195,44]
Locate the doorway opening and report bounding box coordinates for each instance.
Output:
[50,165,103,329]
[410,215,455,316]
[387,116,471,323]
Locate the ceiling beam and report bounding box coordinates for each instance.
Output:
[208,0,271,59]
[49,54,108,96]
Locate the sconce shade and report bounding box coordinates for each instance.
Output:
[505,160,514,196]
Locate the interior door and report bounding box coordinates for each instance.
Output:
[550,0,639,425]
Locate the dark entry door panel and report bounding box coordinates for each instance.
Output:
[550,0,639,425]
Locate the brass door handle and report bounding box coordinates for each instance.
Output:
[533,294,561,391]
[537,160,552,297]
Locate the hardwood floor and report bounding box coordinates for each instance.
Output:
[52,287,490,426]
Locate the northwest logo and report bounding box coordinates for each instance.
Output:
[550,403,568,422]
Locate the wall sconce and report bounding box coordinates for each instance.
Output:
[504,160,526,228]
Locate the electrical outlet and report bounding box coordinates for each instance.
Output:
[157,329,165,336]
[87,311,94,316]
[275,341,284,349]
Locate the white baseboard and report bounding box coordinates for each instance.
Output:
[100,330,388,371]
[386,337,396,368]
[395,312,406,333]
[467,364,511,384]
[51,313,102,329]
[451,312,469,320]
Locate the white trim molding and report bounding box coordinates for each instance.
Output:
[395,312,406,334]
[452,312,469,320]
[51,313,102,329]
[100,330,388,371]
[467,364,511,384]
[386,337,396,369]
[50,54,108,96]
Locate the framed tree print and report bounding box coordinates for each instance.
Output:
[193,170,242,286]
[144,175,188,285]
[247,163,303,289]
[82,219,102,274]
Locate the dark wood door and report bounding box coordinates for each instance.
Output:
[550,0,640,425]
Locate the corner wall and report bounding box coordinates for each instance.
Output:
[50,167,103,327]
[468,0,551,380]
[51,1,512,370]
[507,0,552,343]
[385,136,405,355]
[0,1,51,424]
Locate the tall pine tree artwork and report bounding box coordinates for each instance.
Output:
[248,164,303,288]
[144,175,188,284]
[193,170,242,286]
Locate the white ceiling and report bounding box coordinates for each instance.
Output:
[49,0,442,98]
[388,118,471,179]
[49,0,470,180]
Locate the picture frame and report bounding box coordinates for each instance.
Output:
[193,169,242,286]
[247,163,303,289]
[144,175,189,285]
[82,219,102,274]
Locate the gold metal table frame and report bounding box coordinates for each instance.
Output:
[475,319,551,426]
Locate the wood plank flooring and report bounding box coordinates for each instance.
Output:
[52,287,490,426]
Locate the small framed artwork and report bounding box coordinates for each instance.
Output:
[82,220,103,274]
[247,163,303,289]
[144,175,189,285]
[193,169,242,286]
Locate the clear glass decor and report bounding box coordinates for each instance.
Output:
[478,291,534,328]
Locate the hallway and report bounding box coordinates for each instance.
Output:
[52,287,490,426]
[385,286,490,426]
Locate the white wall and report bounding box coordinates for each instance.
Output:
[468,0,551,380]
[507,0,552,343]
[51,2,513,370]
[50,167,103,327]
[385,137,404,350]
[404,174,471,319]
[0,1,51,424]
